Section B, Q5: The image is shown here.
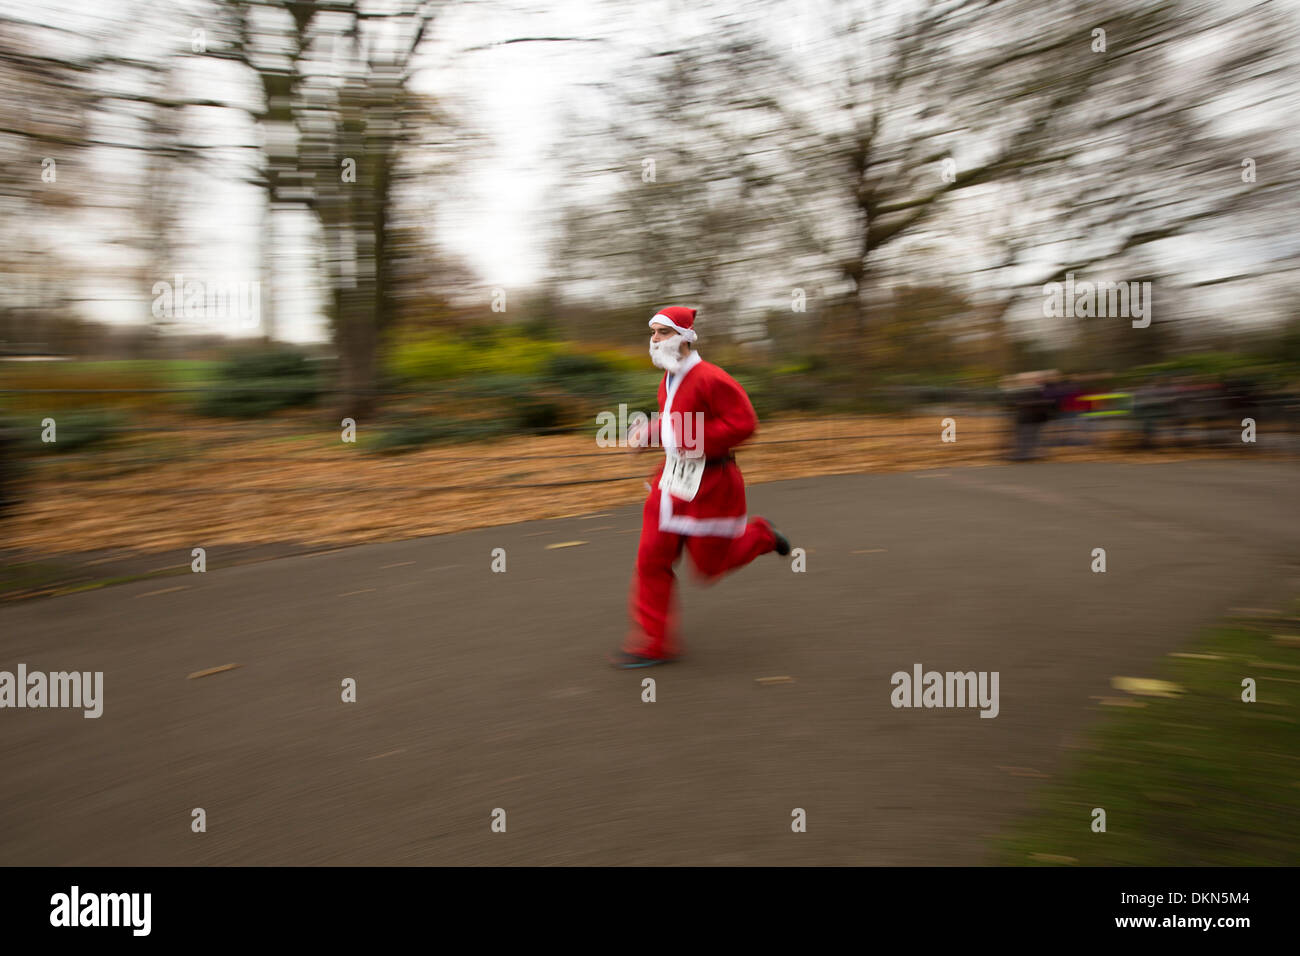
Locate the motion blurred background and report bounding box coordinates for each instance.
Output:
[1,0,1298,867]
[2,0,1300,554]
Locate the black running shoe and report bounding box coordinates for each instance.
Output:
[762,519,791,556]
[608,649,677,669]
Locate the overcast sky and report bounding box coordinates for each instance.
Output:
[8,0,1300,344]
[15,0,754,342]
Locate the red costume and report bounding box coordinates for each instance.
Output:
[623,309,778,660]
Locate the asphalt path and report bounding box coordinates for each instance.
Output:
[1,460,1296,864]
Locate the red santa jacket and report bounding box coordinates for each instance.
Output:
[643,351,757,538]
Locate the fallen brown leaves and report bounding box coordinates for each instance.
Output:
[5,414,1256,556]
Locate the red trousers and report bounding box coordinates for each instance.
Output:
[624,487,777,659]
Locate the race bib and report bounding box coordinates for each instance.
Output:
[659,451,705,502]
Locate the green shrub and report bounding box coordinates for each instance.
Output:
[194,348,320,417]
[459,373,543,400]
[771,378,827,413]
[511,398,567,433]
[445,355,655,430]
[482,333,566,376]
[587,349,647,372]
[21,409,125,452]
[388,329,567,383]
[601,371,660,414]
[543,353,613,378]
[1127,352,1267,385]
[225,349,316,381]
[541,353,620,398]
[388,335,476,382]
[371,415,512,454]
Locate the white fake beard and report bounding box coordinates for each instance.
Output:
[650,334,685,373]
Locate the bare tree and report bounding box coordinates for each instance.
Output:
[549,0,1300,357]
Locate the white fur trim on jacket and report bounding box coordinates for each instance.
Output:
[659,488,748,538]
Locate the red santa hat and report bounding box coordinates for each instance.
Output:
[648,306,698,342]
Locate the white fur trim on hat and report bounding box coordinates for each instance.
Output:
[649,313,697,342]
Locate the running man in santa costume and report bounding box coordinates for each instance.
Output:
[609,305,791,668]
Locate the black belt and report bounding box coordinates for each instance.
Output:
[705,453,736,465]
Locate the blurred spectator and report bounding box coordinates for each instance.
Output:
[1004,371,1058,461]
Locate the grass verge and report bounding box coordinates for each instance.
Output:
[996,601,1300,865]
[0,560,189,602]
